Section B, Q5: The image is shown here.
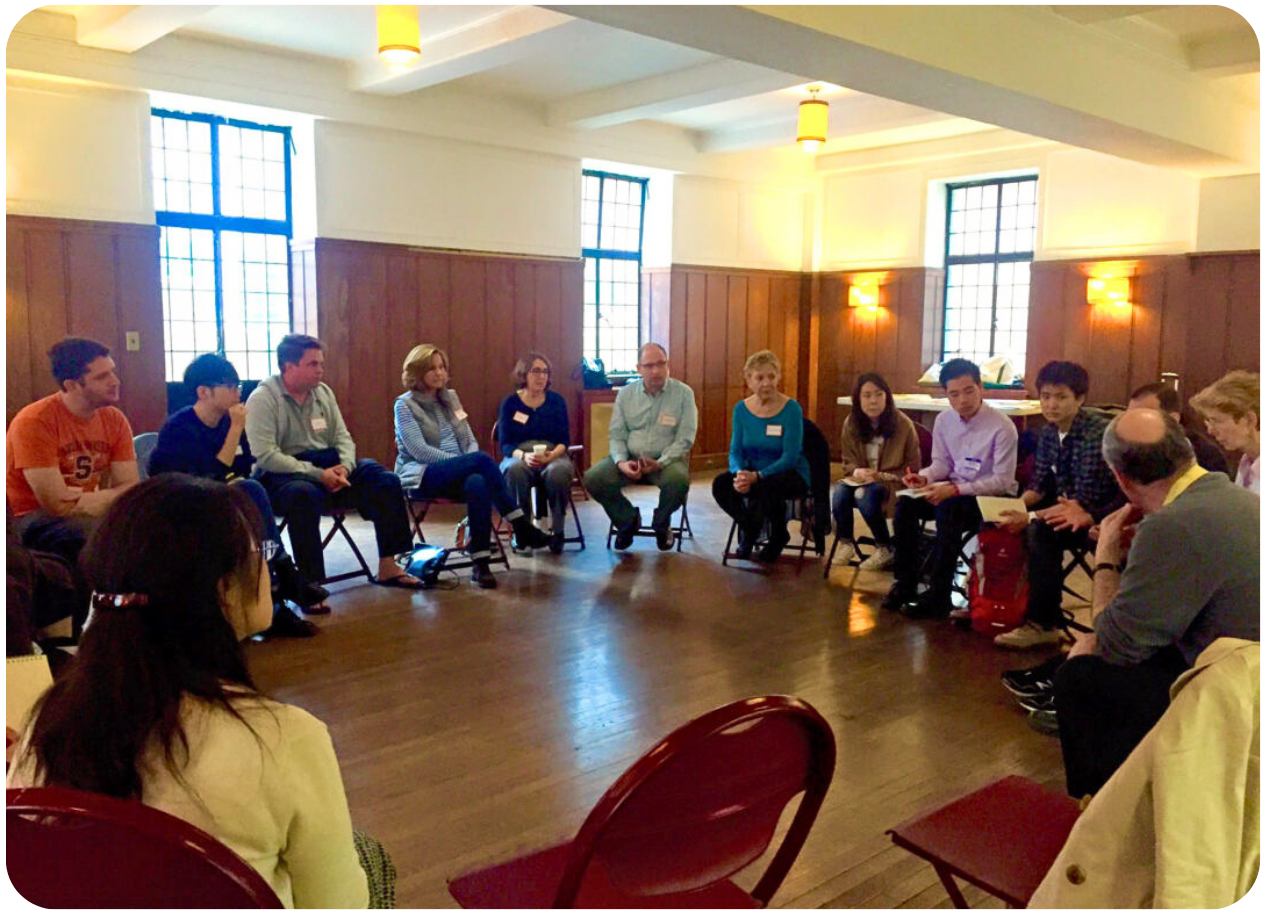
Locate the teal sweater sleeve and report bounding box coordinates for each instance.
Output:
[757,400,804,478]
[728,402,745,474]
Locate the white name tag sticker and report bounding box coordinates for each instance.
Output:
[659,413,678,427]
[235,445,244,456]
[310,416,328,432]
[513,411,529,424]
[454,408,468,422]
[766,424,783,437]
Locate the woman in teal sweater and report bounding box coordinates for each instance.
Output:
[711,350,810,561]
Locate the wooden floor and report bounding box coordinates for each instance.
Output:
[248,471,1078,908]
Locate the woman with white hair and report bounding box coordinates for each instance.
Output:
[711,350,809,562]
[1190,370,1260,494]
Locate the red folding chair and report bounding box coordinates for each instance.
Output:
[448,695,835,908]
[886,775,1081,908]
[7,786,282,908]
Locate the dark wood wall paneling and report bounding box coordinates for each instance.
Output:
[807,253,1260,454]
[313,239,585,469]
[641,265,804,460]
[6,215,166,433]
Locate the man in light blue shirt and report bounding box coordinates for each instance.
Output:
[586,342,697,550]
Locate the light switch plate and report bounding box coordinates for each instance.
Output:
[125,331,140,351]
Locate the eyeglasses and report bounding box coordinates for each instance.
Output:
[215,382,241,392]
[528,368,552,376]
[254,540,279,562]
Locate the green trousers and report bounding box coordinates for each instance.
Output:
[584,456,689,530]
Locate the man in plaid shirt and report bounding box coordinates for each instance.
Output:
[996,361,1123,648]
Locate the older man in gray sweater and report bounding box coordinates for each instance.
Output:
[1054,408,1259,797]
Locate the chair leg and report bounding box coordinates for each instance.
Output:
[931,864,970,909]
[824,534,839,578]
[568,491,585,550]
[722,518,737,566]
[328,514,373,583]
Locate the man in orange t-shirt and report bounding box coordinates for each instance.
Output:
[7,338,140,567]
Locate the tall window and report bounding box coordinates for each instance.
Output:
[942,176,1037,377]
[582,169,647,374]
[151,108,293,382]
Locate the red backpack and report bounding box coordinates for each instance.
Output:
[967,527,1029,633]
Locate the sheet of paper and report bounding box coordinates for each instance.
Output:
[975,496,1029,523]
[7,653,53,732]
[895,488,929,499]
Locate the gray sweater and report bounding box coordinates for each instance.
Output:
[245,376,356,480]
[1096,471,1259,666]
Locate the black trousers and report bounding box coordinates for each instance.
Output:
[711,470,809,539]
[1025,521,1092,628]
[13,512,96,636]
[891,493,981,596]
[1054,646,1188,798]
[259,459,413,582]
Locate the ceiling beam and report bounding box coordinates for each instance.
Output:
[75,5,217,53]
[1048,5,1169,25]
[550,5,1257,175]
[1187,29,1260,77]
[546,59,802,129]
[351,6,577,96]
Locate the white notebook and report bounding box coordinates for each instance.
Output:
[975,496,1029,523]
[7,653,53,733]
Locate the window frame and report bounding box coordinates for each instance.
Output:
[581,168,648,376]
[942,174,1036,371]
[151,107,294,381]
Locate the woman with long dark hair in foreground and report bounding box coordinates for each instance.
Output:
[7,474,387,907]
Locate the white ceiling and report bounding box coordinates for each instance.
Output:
[34,4,1261,161]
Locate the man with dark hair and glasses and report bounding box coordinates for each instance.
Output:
[148,352,325,636]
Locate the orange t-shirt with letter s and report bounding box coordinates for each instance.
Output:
[6,394,136,517]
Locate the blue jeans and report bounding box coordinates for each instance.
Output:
[831,483,890,544]
[412,452,524,559]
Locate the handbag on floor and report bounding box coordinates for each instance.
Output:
[967,527,1028,634]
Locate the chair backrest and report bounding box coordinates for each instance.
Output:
[913,421,933,466]
[7,786,283,908]
[553,695,835,907]
[490,419,503,461]
[133,432,160,481]
[801,417,833,543]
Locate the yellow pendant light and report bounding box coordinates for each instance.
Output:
[796,84,828,152]
[377,5,420,66]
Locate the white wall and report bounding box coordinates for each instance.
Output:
[6,76,154,223]
[671,175,805,270]
[315,120,580,257]
[1197,174,1260,252]
[817,140,1204,269]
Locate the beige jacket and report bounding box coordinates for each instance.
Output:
[1029,637,1260,909]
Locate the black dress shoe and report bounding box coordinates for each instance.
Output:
[654,524,675,551]
[471,560,498,589]
[511,519,550,550]
[613,509,641,550]
[265,603,319,638]
[902,591,951,619]
[881,585,912,612]
[757,527,790,562]
[548,532,565,555]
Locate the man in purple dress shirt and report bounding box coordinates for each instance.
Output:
[882,358,1018,618]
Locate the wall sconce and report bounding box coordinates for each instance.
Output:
[848,282,884,315]
[1086,276,1131,308]
[377,5,421,66]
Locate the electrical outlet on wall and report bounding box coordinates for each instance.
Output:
[125,332,140,351]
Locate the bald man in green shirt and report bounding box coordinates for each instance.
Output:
[585,342,697,551]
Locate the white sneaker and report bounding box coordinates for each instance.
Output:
[832,540,856,566]
[859,545,895,571]
[994,622,1064,649]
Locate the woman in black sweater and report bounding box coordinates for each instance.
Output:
[496,352,574,554]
